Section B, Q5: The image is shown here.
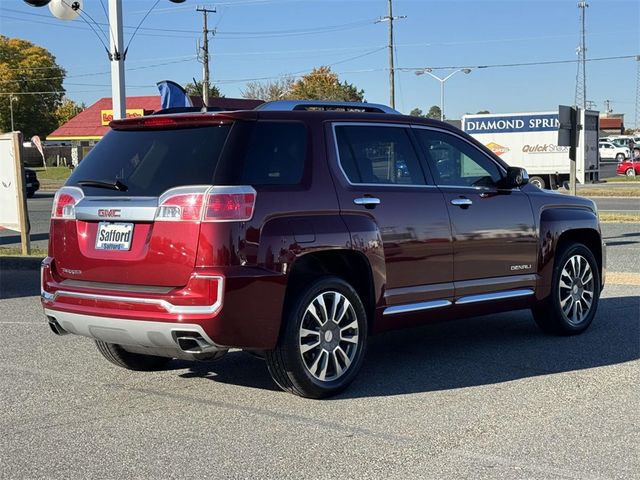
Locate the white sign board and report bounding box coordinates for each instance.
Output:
[0,133,23,232]
[0,132,30,254]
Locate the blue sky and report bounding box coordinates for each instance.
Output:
[1,0,638,125]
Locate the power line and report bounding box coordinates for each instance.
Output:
[399,54,637,72]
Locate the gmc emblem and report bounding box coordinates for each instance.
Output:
[98,208,121,218]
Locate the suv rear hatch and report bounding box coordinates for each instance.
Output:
[49,114,252,287]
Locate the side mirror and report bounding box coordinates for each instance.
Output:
[504,167,529,189]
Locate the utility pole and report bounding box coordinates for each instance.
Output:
[574,1,588,110]
[604,99,611,115]
[197,6,216,108]
[377,0,405,109]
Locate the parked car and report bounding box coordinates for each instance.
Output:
[24,168,40,198]
[41,101,605,398]
[616,158,640,177]
[598,141,629,161]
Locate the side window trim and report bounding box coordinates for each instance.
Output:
[410,124,508,189]
[331,121,436,189]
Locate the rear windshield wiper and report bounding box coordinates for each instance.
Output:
[76,179,128,192]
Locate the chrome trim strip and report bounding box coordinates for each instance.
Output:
[383,299,452,316]
[60,279,173,294]
[75,197,158,222]
[455,288,534,305]
[43,308,225,350]
[42,275,224,315]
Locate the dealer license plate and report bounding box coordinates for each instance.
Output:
[95,222,134,251]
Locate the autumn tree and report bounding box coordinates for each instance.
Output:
[288,66,364,102]
[0,36,66,137]
[185,80,222,99]
[426,105,442,119]
[241,77,294,101]
[55,97,84,126]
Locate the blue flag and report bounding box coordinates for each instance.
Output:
[157,80,193,109]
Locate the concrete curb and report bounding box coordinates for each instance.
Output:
[0,256,45,270]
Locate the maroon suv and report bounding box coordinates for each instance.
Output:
[41,101,605,398]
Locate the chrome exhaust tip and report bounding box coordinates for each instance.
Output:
[47,316,68,336]
[173,332,215,354]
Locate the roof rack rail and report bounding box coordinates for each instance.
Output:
[255,100,400,114]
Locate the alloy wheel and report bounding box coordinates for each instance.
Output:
[558,254,595,325]
[298,291,359,382]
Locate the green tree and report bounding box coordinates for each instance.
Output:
[0,36,66,137]
[241,77,294,101]
[288,66,364,102]
[184,80,222,99]
[409,108,425,117]
[476,110,490,114]
[54,97,84,127]
[426,105,442,119]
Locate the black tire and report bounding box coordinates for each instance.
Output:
[529,176,546,189]
[532,243,600,335]
[616,153,625,162]
[625,168,636,177]
[266,276,368,398]
[95,341,172,371]
[26,191,34,198]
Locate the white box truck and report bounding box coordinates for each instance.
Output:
[462,110,599,189]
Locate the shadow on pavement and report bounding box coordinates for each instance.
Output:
[0,233,50,245]
[0,263,42,300]
[180,296,639,397]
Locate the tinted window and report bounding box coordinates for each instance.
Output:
[414,129,502,187]
[236,121,306,185]
[335,125,426,185]
[67,125,231,196]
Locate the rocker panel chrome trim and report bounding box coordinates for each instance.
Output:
[455,288,534,305]
[383,299,452,315]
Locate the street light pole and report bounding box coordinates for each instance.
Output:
[108,0,126,120]
[415,68,471,121]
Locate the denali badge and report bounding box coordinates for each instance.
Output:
[61,268,82,275]
[98,208,121,218]
[510,264,532,271]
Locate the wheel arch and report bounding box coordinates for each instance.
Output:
[537,206,603,300]
[284,249,377,331]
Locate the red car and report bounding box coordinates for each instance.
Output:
[616,158,640,177]
[42,101,605,398]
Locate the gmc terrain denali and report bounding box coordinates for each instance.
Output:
[41,101,605,398]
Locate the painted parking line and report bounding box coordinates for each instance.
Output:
[607,272,640,286]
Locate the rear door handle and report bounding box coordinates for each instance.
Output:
[450,198,473,207]
[353,197,381,208]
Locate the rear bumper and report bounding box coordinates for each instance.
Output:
[43,308,225,351]
[41,257,287,350]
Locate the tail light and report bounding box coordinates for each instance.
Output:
[156,185,256,222]
[204,186,256,222]
[51,187,84,220]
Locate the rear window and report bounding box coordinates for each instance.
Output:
[214,121,307,186]
[67,124,232,196]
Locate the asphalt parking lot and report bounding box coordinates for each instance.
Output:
[1,220,639,479]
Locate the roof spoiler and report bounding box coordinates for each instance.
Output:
[255,100,400,114]
[152,106,231,115]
